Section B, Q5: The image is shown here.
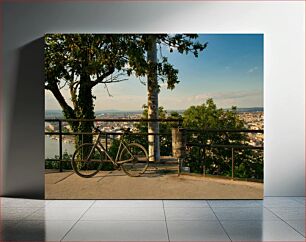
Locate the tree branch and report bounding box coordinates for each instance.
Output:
[69,76,79,111]
[101,79,128,83]
[46,79,76,119]
[91,70,128,87]
[90,67,115,87]
[104,83,113,97]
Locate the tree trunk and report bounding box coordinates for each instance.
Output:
[76,73,95,147]
[147,35,160,162]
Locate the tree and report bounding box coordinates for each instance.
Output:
[183,98,244,130]
[132,105,182,157]
[135,34,207,162]
[45,34,129,145]
[147,35,159,162]
[182,99,263,179]
[45,34,207,155]
[183,99,244,175]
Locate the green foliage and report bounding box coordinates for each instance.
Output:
[45,34,207,147]
[233,149,263,179]
[105,98,263,180]
[45,34,125,145]
[134,105,182,156]
[183,98,245,143]
[182,99,263,179]
[45,34,207,96]
[106,105,182,157]
[119,34,207,90]
[45,152,72,170]
[107,138,121,161]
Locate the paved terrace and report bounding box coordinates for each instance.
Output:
[45,164,263,199]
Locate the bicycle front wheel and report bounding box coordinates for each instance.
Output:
[119,143,149,177]
[72,143,103,178]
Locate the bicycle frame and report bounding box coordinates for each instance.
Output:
[88,131,135,166]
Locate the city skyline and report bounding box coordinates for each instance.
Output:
[45,34,263,111]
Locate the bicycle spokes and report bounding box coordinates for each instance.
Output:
[119,143,149,177]
[72,143,103,178]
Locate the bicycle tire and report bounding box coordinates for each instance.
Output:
[119,143,149,177]
[71,143,103,178]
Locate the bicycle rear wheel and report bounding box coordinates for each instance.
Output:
[71,143,103,178]
[119,143,149,177]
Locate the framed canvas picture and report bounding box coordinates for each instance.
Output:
[44,34,263,199]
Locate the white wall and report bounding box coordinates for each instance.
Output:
[1,1,304,197]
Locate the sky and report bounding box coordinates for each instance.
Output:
[45,34,263,111]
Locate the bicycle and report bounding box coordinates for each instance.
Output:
[71,127,149,178]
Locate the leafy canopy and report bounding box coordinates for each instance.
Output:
[45,34,208,92]
[183,98,244,130]
[44,34,207,146]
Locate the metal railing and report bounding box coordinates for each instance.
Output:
[44,118,263,181]
[183,128,264,181]
[45,118,182,172]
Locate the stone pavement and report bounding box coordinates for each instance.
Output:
[45,166,263,199]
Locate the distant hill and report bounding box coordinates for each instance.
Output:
[45,109,143,119]
[234,107,264,113]
[45,110,64,118]
[95,110,141,116]
[45,107,263,118]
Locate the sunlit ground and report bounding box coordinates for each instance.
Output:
[45,166,263,199]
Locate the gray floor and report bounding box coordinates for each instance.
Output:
[0,197,304,241]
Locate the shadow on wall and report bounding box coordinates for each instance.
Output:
[1,218,46,241]
[4,38,45,199]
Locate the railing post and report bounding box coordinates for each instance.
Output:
[202,146,206,176]
[172,128,186,176]
[105,133,108,151]
[231,147,234,179]
[172,128,186,158]
[59,120,63,172]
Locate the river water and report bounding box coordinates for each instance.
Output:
[45,136,108,159]
[45,136,75,159]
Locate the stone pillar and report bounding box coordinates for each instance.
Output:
[172,128,186,158]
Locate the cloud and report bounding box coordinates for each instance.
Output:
[247,66,258,73]
[46,85,263,111]
[188,90,263,108]
[194,90,260,101]
[94,94,146,110]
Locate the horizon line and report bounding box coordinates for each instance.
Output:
[46,106,264,112]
